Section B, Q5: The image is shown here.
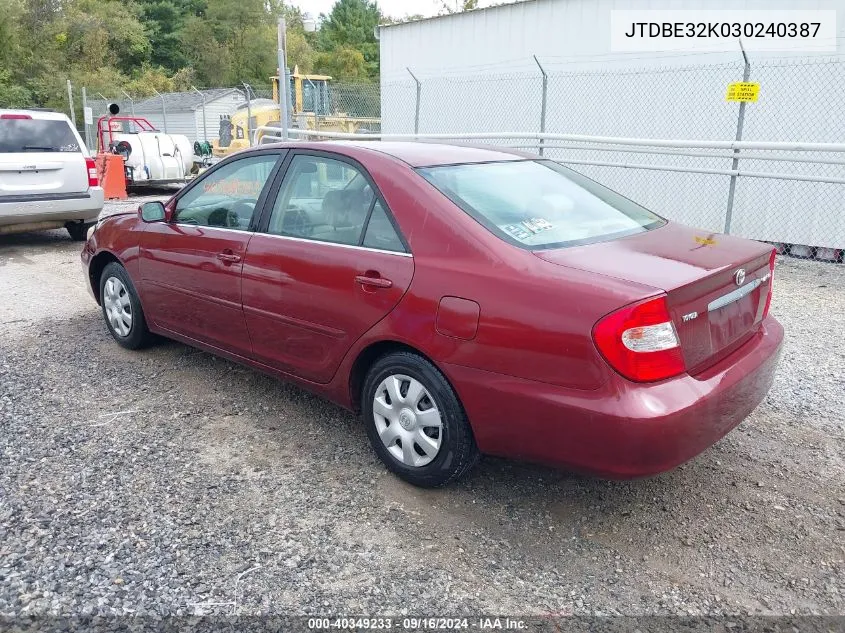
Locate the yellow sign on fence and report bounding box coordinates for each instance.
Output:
[726,82,760,102]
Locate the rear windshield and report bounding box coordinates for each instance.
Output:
[0,118,81,153]
[418,160,665,249]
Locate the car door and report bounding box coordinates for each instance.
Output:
[241,151,414,383]
[139,152,283,355]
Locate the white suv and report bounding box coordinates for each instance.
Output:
[0,109,105,240]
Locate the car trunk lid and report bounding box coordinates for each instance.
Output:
[534,222,774,373]
[0,154,90,197]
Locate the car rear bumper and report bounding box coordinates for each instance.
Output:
[0,188,105,227]
[443,315,784,478]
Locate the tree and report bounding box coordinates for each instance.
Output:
[286,29,316,75]
[203,0,268,83]
[315,46,366,81]
[124,66,178,96]
[0,0,385,113]
[315,0,381,80]
[179,0,275,86]
[53,0,151,74]
[0,70,33,108]
[237,24,280,85]
[440,0,478,13]
[22,0,62,30]
[138,1,190,70]
[268,0,305,28]
[180,14,233,86]
[380,13,426,24]
[0,0,26,71]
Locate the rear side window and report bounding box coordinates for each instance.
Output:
[363,201,405,252]
[0,118,81,153]
[418,160,665,249]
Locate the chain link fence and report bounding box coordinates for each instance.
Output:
[381,55,845,262]
[72,55,845,261]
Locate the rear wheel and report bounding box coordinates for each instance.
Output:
[99,262,152,350]
[66,221,93,241]
[362,351,479,487]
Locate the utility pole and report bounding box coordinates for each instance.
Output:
[66,80,76,127]
[277,18,290,140]
[242,83,253,145]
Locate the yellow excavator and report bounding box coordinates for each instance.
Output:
[212,68,379,157]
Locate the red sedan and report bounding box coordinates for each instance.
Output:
[81,142,783,487]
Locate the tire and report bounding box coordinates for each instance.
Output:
[99,262,152,350]
[66,221,93,241]
[362,351,480,487]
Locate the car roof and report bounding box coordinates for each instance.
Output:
[0,109,71,121]
[257,140,533,168]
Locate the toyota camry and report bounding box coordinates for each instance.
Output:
[81,142,783,487]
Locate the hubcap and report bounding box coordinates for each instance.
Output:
[373,374,442,468]
[103,276,132,338]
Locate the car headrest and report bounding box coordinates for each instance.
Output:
[321,189,346,215]
[207,208,229,227]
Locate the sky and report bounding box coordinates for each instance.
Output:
[293,0,505,21]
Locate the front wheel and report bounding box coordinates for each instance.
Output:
[362,352,480,487]
[99,262,152,350]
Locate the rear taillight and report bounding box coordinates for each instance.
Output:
[86,157,99,187]
[592,295,686,383]
[0,113,32,119]
[762,248,776,319]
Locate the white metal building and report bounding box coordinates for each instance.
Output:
[133,89,246,144]
[378,0,845,250]
[380,0,845,84]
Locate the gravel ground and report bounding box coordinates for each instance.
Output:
[1,207,843,620]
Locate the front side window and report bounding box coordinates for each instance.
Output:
[418,160,665,249]
[267,154,376,246]
[175,154,279,230]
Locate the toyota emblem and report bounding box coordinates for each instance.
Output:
[734,268,746,286]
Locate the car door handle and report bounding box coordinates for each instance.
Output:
[355,274,392,289]
[217,251,242,263]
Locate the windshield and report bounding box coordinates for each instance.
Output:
[0,118,81,153]
[418,160,665,249]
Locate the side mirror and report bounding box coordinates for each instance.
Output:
[140,201,166,222]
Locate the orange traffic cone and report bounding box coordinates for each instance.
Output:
[96,153,128,200]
